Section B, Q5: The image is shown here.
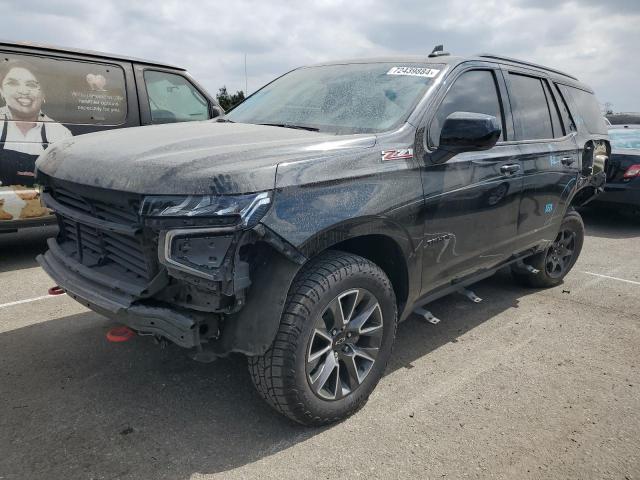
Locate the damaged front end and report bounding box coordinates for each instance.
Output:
[36,177,304,360]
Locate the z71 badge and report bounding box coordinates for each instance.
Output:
[381,149,414,161]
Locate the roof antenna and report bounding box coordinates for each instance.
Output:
[429,44,450,58]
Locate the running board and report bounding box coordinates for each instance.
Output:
[459,287,482,303]
[512,259,540,275]
[414,307,440,324]
[407,250,544,325]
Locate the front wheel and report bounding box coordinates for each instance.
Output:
[248,250,397,426]
[512,210,584,288]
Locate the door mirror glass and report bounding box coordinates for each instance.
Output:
[435,111,501,162]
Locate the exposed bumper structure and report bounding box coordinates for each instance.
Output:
[37,238,200,348]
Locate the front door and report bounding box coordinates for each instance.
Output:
[419,67,523,292]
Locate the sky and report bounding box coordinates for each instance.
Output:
[1,0,638,112]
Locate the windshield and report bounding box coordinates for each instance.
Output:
[609,128,640,149]
[227,63,443,134]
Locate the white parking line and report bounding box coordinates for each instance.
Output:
[0,294,65,310]
[582,272,640,286]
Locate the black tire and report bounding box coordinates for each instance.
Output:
[511,209,584,288]
[248,250,397,426]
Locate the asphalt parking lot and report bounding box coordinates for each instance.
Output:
[0,209,638,480]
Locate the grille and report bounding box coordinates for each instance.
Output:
[51,187,156,281]
[53,187,140,225]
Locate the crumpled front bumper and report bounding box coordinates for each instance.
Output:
[37,238,200,348]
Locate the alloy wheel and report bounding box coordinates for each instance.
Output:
[545,229,576,278]
[306,288,384,400]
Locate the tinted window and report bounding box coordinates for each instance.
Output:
[553,84,577,133]
[228,63,443,135]
[558,84,607,135]
[144,70,209,123]
[542,79,564,137]
[0,53,127,125]
[429,69,503,146]
[508,73,553,140]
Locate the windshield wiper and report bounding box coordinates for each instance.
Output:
[216,117,235,123]
[259,123,319,132]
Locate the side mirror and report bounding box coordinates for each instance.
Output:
[434,112,501,163]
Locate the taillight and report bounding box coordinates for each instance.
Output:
[623,164,640,179]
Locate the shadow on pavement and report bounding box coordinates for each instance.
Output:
[0,269,531,479]
[0,226,57,274]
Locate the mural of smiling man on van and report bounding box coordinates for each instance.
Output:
[0,59,72,221]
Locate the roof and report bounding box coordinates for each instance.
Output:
[305,53,582,83]
[306,55,465,68]
[0,40,184,71]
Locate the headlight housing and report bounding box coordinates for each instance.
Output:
[140,191,272,228]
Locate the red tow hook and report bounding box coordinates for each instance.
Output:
[48,285,65,295]
[106,326,136,343]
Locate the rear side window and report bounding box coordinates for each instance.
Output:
[507,73,554,140]
[557,84,607,135]
[553,84,577,133]
[0,53,127,125]
[541,80,564,137]
[429,69,504,146]
[143,70,210,123]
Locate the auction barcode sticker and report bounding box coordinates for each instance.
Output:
[386,66,440,78]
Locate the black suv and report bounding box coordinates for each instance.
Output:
[36,52,608,425]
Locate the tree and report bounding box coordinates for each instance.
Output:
[216,86,245,111]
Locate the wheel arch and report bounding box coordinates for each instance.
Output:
[218,218,419,357]
[298,217,418,319]
[330,234,410,318]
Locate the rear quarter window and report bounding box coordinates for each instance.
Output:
[0,53,127,126]
[557,84,607,135]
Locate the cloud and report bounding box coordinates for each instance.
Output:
[0,0,638,110]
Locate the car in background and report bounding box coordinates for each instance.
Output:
[0,41,222,233]
[606,112,640,125]
[593,125,640,217]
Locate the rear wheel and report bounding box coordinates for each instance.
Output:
[512,210,584,288]
[248,250,397,426]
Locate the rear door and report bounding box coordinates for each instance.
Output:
[419,64,523,292]
[501,68,580,250]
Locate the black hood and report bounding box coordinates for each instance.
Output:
[36,121,376,195]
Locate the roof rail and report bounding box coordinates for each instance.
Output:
[477,53,578,81]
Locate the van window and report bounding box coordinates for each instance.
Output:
[0,54,127,125]
[508,73,554,140]
[557,84,607,135]
[430,69,504,146]
[143,70,209,123]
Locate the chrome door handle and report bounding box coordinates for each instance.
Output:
[561,156,575,166]
[500,164,521,175]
